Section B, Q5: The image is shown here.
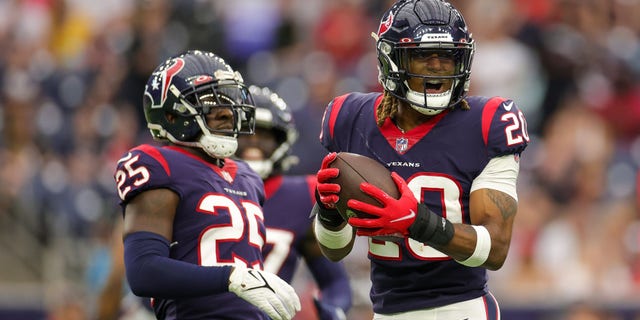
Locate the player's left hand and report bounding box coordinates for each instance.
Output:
[229,266,301,320]
[313,297,346,320]
[347,172,417,237]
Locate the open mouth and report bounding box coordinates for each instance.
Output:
[425,80,445,93]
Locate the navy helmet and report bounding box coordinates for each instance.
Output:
[241,85,298,178]
[143,50,255,158]
[376,0,474,115]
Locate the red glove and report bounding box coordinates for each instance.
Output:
[347,172,417,238]
[316,152,340,209]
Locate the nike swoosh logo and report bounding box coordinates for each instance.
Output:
[246,270,274,292]
[390,210,416,223]
[503,101,513,111]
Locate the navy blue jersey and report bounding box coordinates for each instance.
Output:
[320,92,529,314]
[115,144,269,319]
[261,175,316,282]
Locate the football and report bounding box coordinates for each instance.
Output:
[328,152,399,221]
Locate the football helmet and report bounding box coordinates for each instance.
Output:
[239,85,298,178]
[143,50,255,158]
[375,0,474,115]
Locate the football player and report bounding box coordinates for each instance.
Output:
[312,1,530,319]
[114,50,300,320]
[236,86,353,320]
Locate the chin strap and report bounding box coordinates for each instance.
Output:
[404,86,453,115]
[198,133,238,158]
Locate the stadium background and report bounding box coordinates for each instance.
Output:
[0,0,639,319]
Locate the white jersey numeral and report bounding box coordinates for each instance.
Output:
[368,173,462,260]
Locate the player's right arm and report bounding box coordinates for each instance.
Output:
[123,188,176,242]
[120,179,236,298]
[312,153,356,261]
[115,147,232,298]
[312,207,355,262]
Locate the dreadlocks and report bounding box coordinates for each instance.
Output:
[376,91,399,127]
[376,91,471,127]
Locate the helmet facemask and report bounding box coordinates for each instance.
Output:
[153,78,256,159]
[378,38,474,115]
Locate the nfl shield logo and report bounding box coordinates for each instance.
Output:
[395,137,408,153]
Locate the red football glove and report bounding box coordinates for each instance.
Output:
[316,152,340,209]
[347,172,417,238]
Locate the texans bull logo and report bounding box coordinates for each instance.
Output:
[377,11,394,36]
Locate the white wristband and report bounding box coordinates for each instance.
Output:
[314,215,353,249]
[456,225,491,267]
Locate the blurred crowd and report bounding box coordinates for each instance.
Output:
[0,0,639,319]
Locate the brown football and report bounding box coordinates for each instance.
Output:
[328,152,400,221]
